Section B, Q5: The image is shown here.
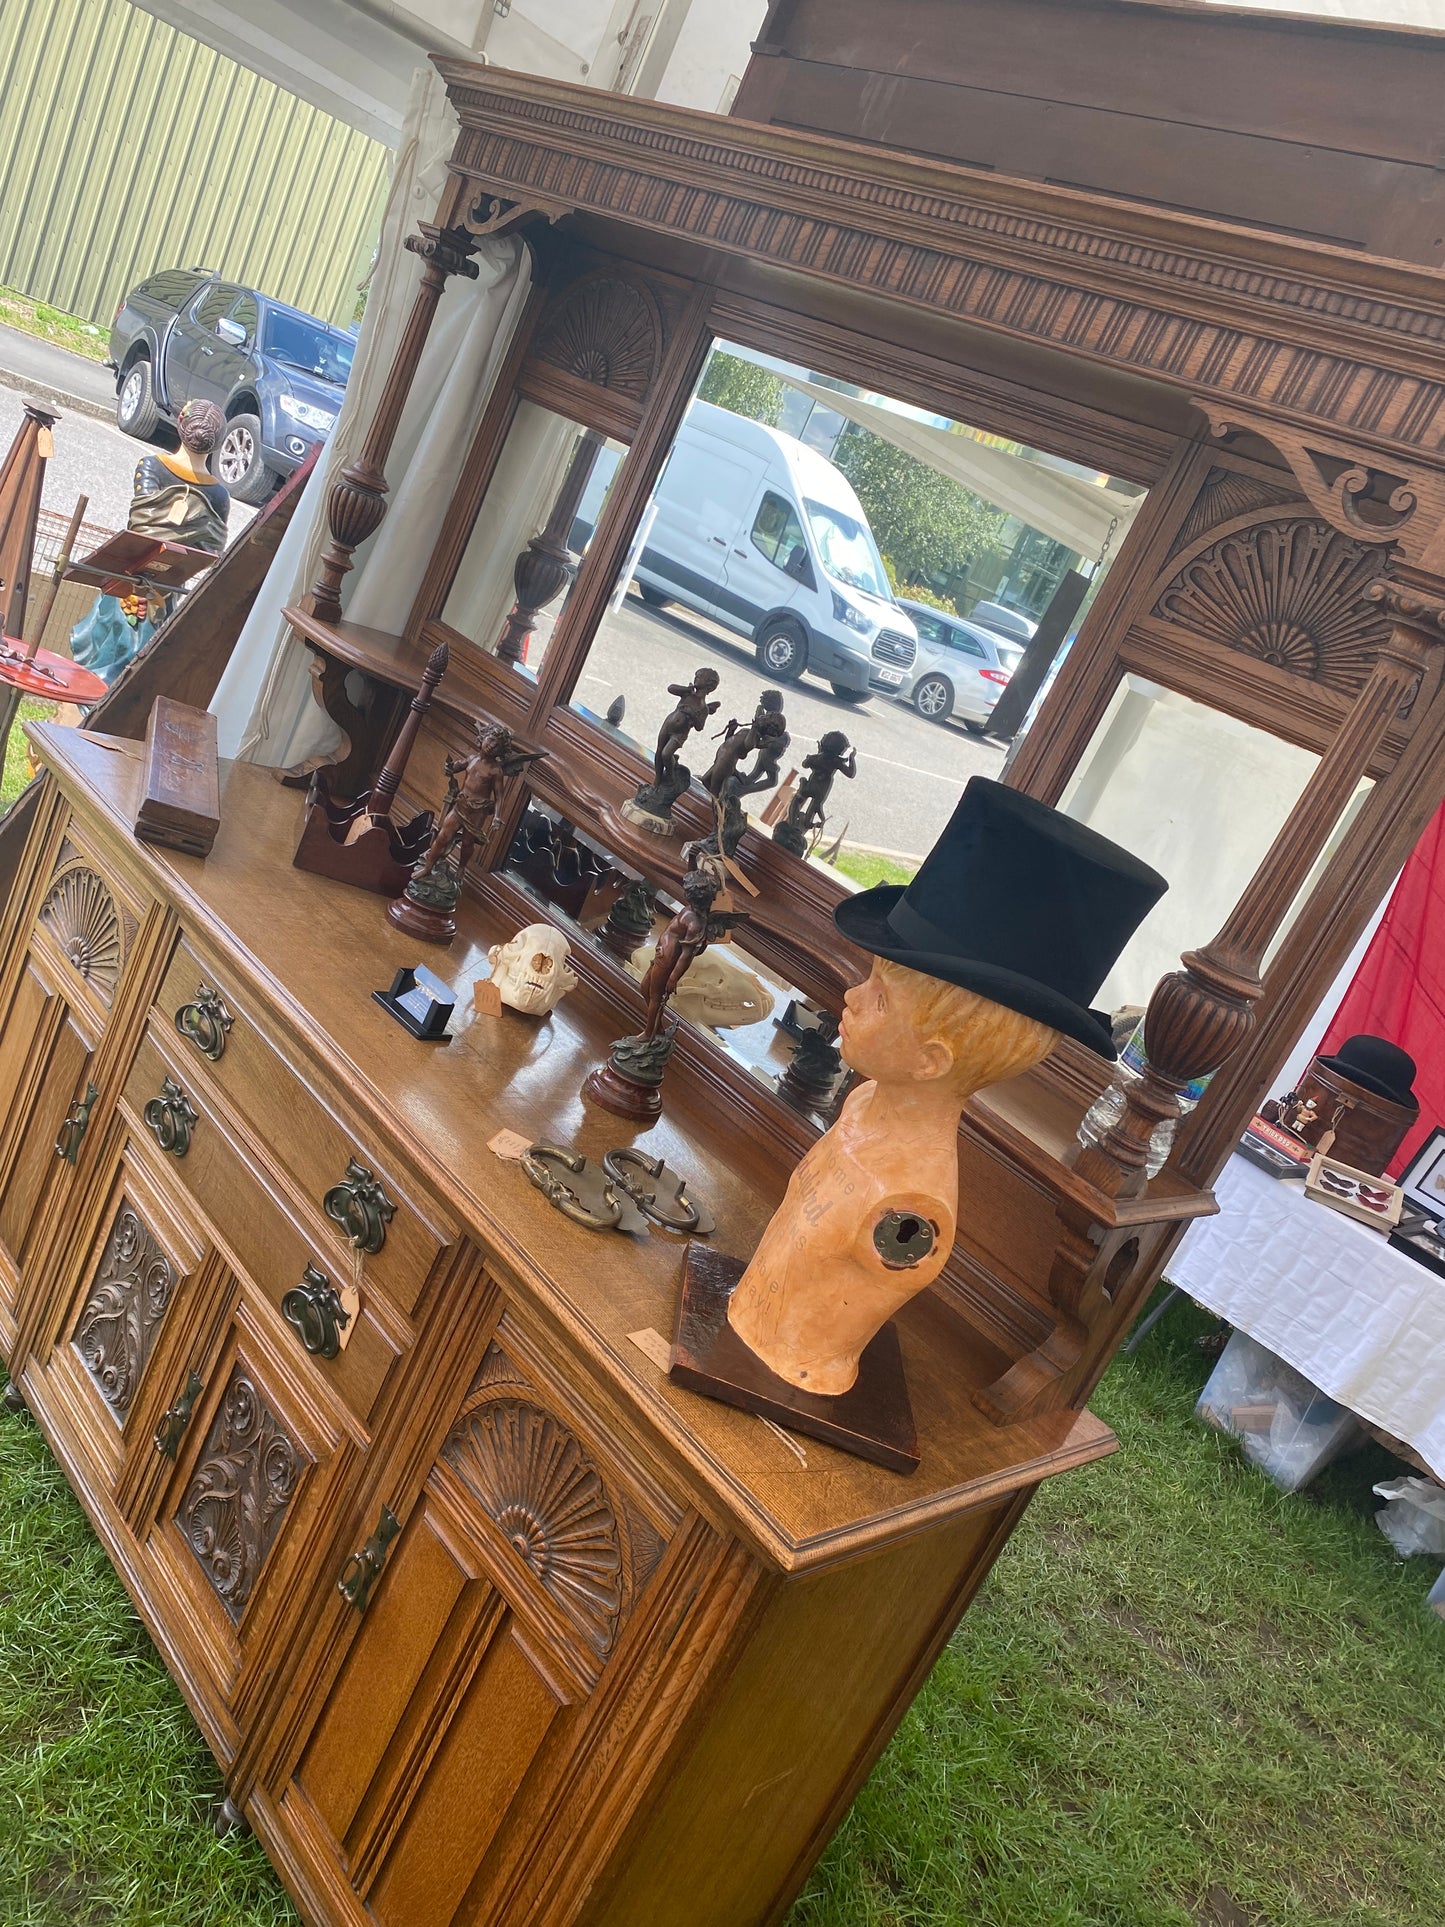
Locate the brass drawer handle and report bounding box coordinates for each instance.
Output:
[143,1076,199,1158]
[175,984,233,1062]
[282,1264,350,1360]
[55,1082,100,1165]
[338,1504,399,1613]
[154,1369,203,1459]
[323,1160,395,1256]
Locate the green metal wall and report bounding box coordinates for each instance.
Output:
[0,0,392,329]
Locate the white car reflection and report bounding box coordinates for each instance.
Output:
[884,598,1024,731]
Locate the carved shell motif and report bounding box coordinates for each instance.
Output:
[530,274,662,403]
[444,1394,626,1658]
[73,1204,176,1422]
[39,866,124,1002]
[1152,519,1391,697]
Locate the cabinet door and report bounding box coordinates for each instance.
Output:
[277,1339,672,1927]
[0,952,98,1348]
[32,1139,207,1506]
[134,1294,353,1767]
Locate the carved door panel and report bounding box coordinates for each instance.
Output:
[31,1140,208,1509]
[0,950,100,1349]
[276,1337,674,1927]
[133,1291,354,1765]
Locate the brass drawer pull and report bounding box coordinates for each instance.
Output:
[143,1077,199,1158]
[323,1160,395,1255]
[282,1264,350,1360]
[338,1504,399,1612]
[55,1082,100,1165]
[154,1369,203,1459]
[175,984,233,1062]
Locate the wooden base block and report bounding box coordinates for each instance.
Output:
[387,892,456,945]
[582,1061,663,1122]
[669,1244,919,1473]
[292,778,433,898]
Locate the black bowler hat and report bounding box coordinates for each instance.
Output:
[1319,1034,1418,1110]
[834,779,1167,1058]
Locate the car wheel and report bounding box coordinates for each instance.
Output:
[637,583,670,608]
[755,620,807,682]
[913,673,953,721]
[829,682,871,704]
[216,413,275,506]
[116,359,162,440]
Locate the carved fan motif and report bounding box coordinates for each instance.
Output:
[531,274,662,402]
[177,1371,301,1622]
[1173,467,1299,553]
[1153,520,1391,695]
[73,1204,176,1422]
[444,1396,625,1657]
[39,867,124,1002]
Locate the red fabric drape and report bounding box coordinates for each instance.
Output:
[1320,798,1445,1178]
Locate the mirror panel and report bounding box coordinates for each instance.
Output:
[441,403,628,681]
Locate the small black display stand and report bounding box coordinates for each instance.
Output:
[373,965,455,1041]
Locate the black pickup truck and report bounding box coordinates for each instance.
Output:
[108,268,356,505]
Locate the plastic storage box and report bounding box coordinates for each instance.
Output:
[1197,1330,1362,1491]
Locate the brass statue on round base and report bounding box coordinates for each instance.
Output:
[582,1022,679,1123]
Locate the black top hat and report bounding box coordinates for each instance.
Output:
[1317,1034,1418,1111]
[834,779,1167,1058]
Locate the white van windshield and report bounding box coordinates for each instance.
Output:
[804,499,889,598]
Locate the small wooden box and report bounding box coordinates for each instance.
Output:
[134,697,220,857]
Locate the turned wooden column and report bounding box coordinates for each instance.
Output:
[304,226,480,623]
[368,639,449,819]
[495,429,606,666]
[1077,576,1445,1200]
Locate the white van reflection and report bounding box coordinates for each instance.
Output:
[574,399,918,704]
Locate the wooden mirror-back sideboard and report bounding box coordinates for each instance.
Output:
[3,52,1445,1927]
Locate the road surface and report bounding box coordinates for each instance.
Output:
[554,590,1005,860]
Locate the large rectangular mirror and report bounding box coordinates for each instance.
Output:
[563,337,1144,895]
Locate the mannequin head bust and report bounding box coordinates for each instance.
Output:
[177,399,225,456]
[839,957,1057,1098]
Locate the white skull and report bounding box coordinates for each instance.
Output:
[487,923,578,1015]
[655,948,776,1029]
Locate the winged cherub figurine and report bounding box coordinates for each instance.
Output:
[412,720,546,887]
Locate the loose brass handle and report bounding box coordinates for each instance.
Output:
[602,1147,713,1233]
[154,1369,203,1459]
[55,1082,100,1165]
[143,1077,198,1158]
[281,1264,350,1360]
[175,984,233,1062]
[323,1159,395,1256]
[523,1143,624,1230]
[338,1505,399,1612]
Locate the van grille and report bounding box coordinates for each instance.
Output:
[872,630,915,668]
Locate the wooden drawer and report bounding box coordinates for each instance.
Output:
[153,937,451,1319]
[120,1026,406,1433]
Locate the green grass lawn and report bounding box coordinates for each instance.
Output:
[1,700,56,811]
[2,1294,1441,1925]
[832,848,919,890]
[0,287,110,362]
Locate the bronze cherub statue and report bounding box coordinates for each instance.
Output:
[621,667,722,834]
[772,729,856,857]
[700,690,790,860]
[583,851,748,1120]
[389,718,546,945]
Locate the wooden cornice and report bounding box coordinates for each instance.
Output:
[432,59,1445,462]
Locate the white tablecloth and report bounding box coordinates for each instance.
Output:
[1169,1155,1445,1479]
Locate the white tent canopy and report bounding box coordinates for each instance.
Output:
[776,375,1143,561]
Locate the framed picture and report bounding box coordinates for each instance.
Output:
[1399,1127,1445,1218]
